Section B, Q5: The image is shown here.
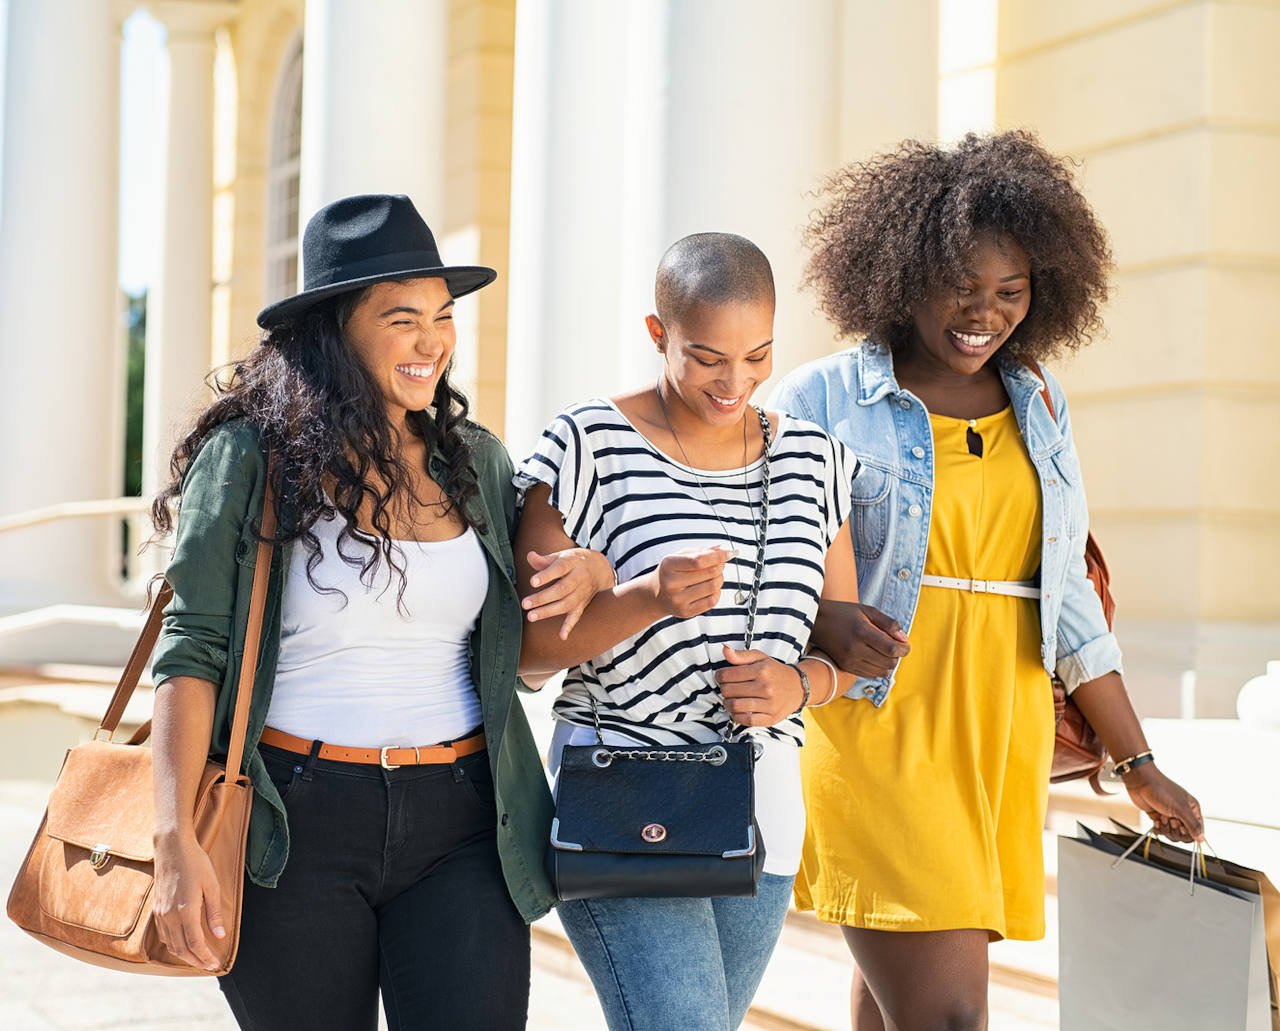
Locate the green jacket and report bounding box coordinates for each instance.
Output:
[151,418,558,923]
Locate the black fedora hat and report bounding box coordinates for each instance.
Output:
[256,194,497,328]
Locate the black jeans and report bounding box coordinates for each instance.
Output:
[219,742,529,1031]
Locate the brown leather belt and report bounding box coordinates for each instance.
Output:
[259,727,486,770]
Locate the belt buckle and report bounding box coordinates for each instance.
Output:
[380,745,421,770]
[970,579,989,594]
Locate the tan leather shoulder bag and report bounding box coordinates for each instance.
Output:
[6,481,276,975]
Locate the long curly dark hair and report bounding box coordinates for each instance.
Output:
[804,130,1113,360]
[150,287,485,609]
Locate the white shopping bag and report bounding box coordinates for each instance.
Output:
[1058,829,1273,1030]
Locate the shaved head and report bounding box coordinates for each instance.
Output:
[654,232,775,331]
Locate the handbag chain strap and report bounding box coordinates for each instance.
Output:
[589,407,772,755]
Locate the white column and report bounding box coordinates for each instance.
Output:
[505,0,635,457]
[143,2,235,500]
[507,0,849,456]
[661,0,844,374]
[0,0,124,609]
[299,0,447,226]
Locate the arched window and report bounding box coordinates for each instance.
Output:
[264,36,303,304]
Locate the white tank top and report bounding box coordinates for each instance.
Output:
[265,513,489,747]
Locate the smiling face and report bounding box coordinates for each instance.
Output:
[908,233,1032,376]
[343,277,456,424]
[647,300,774,428]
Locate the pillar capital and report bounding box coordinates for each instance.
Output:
[148,0,237,37]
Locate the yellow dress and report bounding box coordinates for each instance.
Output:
[795,406,1054,940]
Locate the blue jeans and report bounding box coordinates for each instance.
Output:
[558,873,794,1030]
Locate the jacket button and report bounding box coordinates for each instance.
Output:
[863,685,877,697]
[908,504,922,518]
[899,399,911,410]
[500,813,510,827]
[911,446,925,459]
[897,568,911,581]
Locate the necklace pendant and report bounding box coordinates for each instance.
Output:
[734,589,748,605]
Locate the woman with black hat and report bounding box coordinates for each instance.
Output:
[147,194,614,1030]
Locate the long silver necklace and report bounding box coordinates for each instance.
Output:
[655,384,771,609]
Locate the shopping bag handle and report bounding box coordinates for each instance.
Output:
[1111,828,1211,895]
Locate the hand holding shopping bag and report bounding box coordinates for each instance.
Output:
[1058,822,1279,1030]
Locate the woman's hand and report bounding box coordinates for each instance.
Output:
[643,547,729,620]
[810,600,910,678]
[1122,765,1205,844]
[152,831,226,972]
[716,645,804,727]
[522,548,617,639]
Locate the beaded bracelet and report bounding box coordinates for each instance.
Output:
[1113,750,1155,777]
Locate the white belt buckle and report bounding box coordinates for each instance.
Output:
[970,578,989,594]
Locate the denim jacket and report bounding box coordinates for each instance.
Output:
[770,342,1122,706]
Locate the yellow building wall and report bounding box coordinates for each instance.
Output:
[997,0,1280,715]
[445,0,517,434]
[221,0,304,366]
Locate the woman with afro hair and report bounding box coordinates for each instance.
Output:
[772,131,1204,1029]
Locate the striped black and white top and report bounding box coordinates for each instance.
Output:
[514,399,857,749]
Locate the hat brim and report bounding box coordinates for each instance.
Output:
[256,265,497,329]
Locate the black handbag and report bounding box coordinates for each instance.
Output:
[548,740,765,900]
[546,406,774,901]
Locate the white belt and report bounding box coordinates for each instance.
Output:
[920,575,1041,599]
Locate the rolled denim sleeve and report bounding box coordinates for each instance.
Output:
[1044,375,1123,692]
[1054,545,1123,691]
[150,424,262,687]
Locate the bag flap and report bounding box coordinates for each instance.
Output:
[552,742,755,857]
[37,842,154,938]
[44,741,157,861]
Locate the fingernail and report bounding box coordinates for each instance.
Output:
[214,926,226,938]
[527,612,537,621]
[531,578,540,587]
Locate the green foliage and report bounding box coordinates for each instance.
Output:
[123,292,146,498]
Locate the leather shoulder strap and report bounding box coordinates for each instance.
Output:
[1030,360,1056,421]
[222,471,277,778]
[97,581,174,736]
[97,461,278,769]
